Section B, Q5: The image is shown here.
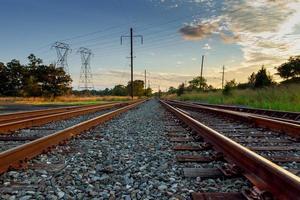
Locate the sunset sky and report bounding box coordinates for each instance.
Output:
[1,0,300,91]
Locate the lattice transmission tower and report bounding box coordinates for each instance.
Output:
[52,42,71,74]
[78,47,94,90]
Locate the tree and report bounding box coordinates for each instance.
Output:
[145,87,152,97]
[188,76,207,90]
[222,79,237,95]
[36,65,72,97]
[254,66,273,88]
[167,86,177,94]
[5,59,25,96]
[276,56,300,80]
[0,55,72,97]
[127,80,144,97]
[111,84,127,96]
[177,83,185,96]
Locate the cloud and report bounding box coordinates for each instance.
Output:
[179,0,300,70]
[202,43,211,50]
[178,18,221,40]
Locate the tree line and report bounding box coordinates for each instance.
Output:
[0,54,72,97]
[73,80,152,97]
[167,55,300,96]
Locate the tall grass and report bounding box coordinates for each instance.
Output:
[167,84,300,112]
[0,95,133,105]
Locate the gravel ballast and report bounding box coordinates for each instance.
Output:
[0,99,250,199]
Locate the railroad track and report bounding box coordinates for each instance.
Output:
[0,100,145,174]
[161,100,300,199]
[168,100,300,139]
[183,100,300,125]
[0,102,134,134]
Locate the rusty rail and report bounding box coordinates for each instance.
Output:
[0,103,115,124]
[0,102,131,134]
[0,100,145,174]
[160,100,300,200]
[167,100,300,140]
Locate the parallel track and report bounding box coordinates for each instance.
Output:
[0,100,145,174]
[186,100,300,124]
[0,103,114,124]
[167,100,300,140]
[161,100,300,200]
[0,102,133,134]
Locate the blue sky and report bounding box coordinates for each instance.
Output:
[1,0,300,91]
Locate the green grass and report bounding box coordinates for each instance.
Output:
[167,84,300,112]
[0,96,132,106]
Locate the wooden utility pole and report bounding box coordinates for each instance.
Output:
[200,55,204,89]
[121,28,143,99]
[144,69,147,90]
[222,65,225,89]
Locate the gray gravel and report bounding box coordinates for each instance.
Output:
[0,107,119,152]
[0,100,250,199]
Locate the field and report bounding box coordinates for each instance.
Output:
[166,84,300,112]
[0,95,133,106]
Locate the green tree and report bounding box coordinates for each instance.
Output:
[145,87,152,97]
[177,83,185,96]
[167,86,177,94]
[111,84,127,96]
[222,79,236,95]
[254,66,273,88]
[188,76,207,90]
[276,56,300,80]
[36,64,72,97]
[127,80,144,97]
[5,59,25,96]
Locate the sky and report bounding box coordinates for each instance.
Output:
[0,0,300,91]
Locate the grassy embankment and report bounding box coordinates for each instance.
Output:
[166,84,300,112]
[0,96,133,106]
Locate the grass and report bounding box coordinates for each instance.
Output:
[0,95,133,106]
[166,84,300,112]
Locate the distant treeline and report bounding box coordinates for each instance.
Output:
[0,54,72,97]
[166,56,300,96]
[73,80,152,97]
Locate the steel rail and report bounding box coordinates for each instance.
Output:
[166,100,300,140]
[0,102,131,134]
[160,100,300,200]
[189,101,300,122]
[0,103,115,124]
[0,100,145,174]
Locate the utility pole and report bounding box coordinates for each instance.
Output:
[78,47,94,90]
[200,55,205,89]
[52,42,71,74]
[144,69,147,90]
[121,28,143,99]
[221,65,225,89]
[158,85,161,98]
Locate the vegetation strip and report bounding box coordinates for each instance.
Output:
[167,100,300,140]
[160,100,300,200]
[0,102,130,134]
[0,100,145,174]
